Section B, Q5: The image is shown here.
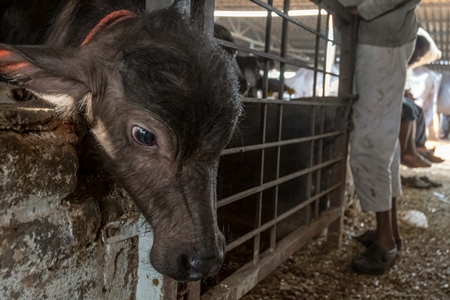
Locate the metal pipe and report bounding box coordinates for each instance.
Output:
[217,157,343,207]
[222,131,341,156]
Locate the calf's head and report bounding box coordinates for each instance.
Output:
[0,7,241,281]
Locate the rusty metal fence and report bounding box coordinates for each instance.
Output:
[170,0,359,299]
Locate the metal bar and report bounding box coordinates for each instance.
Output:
[217,157,343,208]
[163,279,178,300]
[253,102,269,262]
[216,39,340,75]
[225,183,342,252]
[305,3,322,221]
[222,131,341,156]
[250,0,333,43]
[185,281,201,300]
[314,107,325,219]
[202,207,342,300]
[270,103,283,250]
[278,0,290,99]
[337,13,358,98]
[326,2,358,248]
[254,0,277,260]
[241,97,347,106]
[312,1,322,98]
[203,0,215,36]
[442,5,450,64]
[322,13,331,97]
[262,0,273,99]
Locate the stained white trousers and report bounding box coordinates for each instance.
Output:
[350,41,415,212]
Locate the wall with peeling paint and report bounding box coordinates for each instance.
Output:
[0,91,142,299]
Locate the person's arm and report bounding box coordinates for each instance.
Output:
[356,0,411,20]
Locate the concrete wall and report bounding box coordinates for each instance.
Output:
[0,101,142,299]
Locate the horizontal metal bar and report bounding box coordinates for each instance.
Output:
[216,39,339,77]
[217,39,310,70]
[227,42,339,79]
[202,206,342,300]
[250,0,335,44]
[222,131,342,155]
[217,156,342,208]
[241,96,348,105]
[225,183,341,252]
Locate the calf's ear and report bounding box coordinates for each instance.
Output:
[0,44,90,115]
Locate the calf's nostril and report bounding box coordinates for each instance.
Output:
[180,254,223,281]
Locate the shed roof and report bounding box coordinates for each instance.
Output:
[214,1,450,73]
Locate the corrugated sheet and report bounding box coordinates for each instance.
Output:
[418,2,450,72]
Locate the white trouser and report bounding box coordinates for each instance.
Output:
[350,41,415,212]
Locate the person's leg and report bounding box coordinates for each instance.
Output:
[414,102,427,147]
[354,140,403,251]
[399,101,414,156]
[414,104,445,163]
[390,142,402,247]
[375,210,396,251]
[440,114,450,139]
[350,41,414,274]
[400,120,432,167]
[399,98,432,167]
[391,197,400,241]
[351,43,412,216]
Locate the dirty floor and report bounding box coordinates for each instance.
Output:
[242,140,450,300]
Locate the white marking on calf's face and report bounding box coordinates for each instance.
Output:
[35,93,77,118]
[92,119,118,160]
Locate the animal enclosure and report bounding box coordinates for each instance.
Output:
[0,0,357,299]
[177,0,358,299]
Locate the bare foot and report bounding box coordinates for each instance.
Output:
[401,153,432,168]
[417,148,445,163]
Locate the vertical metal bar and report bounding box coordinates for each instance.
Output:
[312,3,322,98]
[337,14,357,97]
[271,103,283,250]
[189,0,215,35]
[321,13,331,97]
[185,281,201,300]
[262,0,274,99]
[442,4,450,68]
[269,0,289,250]
[254,0,280,262]
[202,0,215,37]
[438,6,441,67]
[328,9,358,248]
[314,107,325,218]
[278,0,290,99]
[254,102,268,263]
[307,2,323,221]
[315,12,331,218]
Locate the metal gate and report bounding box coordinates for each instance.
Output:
[170,0,359,299]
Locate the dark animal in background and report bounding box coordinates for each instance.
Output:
[214,23,249,94]
[214,24,292,98]
[0,0,241,281]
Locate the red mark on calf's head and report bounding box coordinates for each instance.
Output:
[1,62,30,73]
[0,49,30,73]
[81,10,136,46]
[0,49,12,58]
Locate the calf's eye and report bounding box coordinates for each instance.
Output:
[132,126,156,146]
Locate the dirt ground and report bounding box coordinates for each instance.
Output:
[242,140,450,300]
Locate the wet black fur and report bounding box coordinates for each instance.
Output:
[0,0,242,281]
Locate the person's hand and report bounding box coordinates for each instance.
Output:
[348,6,362,17]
